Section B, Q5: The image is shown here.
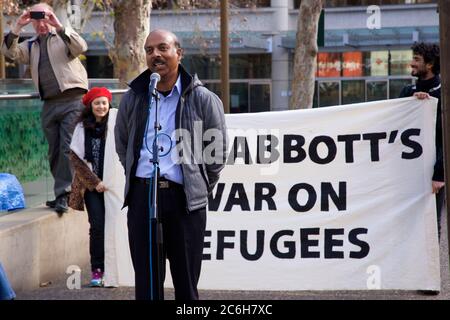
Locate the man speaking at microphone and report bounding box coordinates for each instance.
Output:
[115,29,227,300]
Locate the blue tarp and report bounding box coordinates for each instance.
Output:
[0,263,16,300]
[0,173,25,212]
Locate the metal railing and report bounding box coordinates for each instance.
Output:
[0,78,128,101]
[0,89,128,101]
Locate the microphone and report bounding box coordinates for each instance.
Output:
[149,72,161,106]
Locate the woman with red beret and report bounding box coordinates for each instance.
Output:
[69,87,134,287]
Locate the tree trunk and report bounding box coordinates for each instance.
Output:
[112,0,151,87]
[289,0,322,109]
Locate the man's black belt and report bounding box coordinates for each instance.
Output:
[133,177,179,189]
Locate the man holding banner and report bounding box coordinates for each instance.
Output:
[400,42,445,239]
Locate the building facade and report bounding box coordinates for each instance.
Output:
[3,0,439,112]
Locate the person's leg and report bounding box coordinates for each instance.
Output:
[84,190,105,273]
[161,185,206,300]
[41,101,60,200]
[55,100,84,199]
[127,181,152,300]
[436,187,445,240]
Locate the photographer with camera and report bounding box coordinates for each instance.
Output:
[1,2,88,215]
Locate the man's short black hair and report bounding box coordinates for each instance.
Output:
[412,42,440,75]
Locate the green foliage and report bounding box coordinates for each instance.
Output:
[0,107,49,182]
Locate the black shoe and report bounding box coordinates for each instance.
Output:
[46,199,57,208]
[55,195,68,215]
[417,290,440,296]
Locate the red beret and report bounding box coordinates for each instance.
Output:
[82,87,112,107]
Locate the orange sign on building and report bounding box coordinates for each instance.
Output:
[317,53,341,77]
[342,52,363,77]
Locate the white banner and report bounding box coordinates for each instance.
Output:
[198,97,440,291]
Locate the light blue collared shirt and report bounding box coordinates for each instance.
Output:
[135,75,183,185]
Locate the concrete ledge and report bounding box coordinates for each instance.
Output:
[0,206,89,292]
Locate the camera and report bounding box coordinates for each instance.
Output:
[30,11,46,20]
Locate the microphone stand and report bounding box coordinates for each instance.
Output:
[148,86,164,300]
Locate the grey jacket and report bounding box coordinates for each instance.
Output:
[115,65,227,211]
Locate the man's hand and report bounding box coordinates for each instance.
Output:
[45,10,63,32]
[95,181,107,193]
[414,92,430,100]
[13,10,31,35]
[432,180,445,194]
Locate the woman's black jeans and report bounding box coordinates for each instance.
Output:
[84,190,105,272]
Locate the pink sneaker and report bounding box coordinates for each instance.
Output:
[90,268,104,287]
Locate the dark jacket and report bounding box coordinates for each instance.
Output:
[399,75,443,181]
[114,65,227,211]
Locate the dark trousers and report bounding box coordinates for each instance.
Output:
[436,187,445,239]
[127,179,206,300]
[84,190,105,272]
[41,98,84,198]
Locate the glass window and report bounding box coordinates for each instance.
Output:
[342,80,365,105]
[317,53,341,77]
[389,79,413,99]
[205,82,270,113]
[183,55,220,80]
[390,50,413,76]
[184,54,271,80]
[250,84,270,112]
[367,81,388,101]
[230,54,271,79]
[230,83,249,113]
[367,51,389,76]
[319,81,340,107]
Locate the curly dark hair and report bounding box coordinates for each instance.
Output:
[412,42,440,75]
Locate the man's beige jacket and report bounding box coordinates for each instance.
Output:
[1,25,88,93]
